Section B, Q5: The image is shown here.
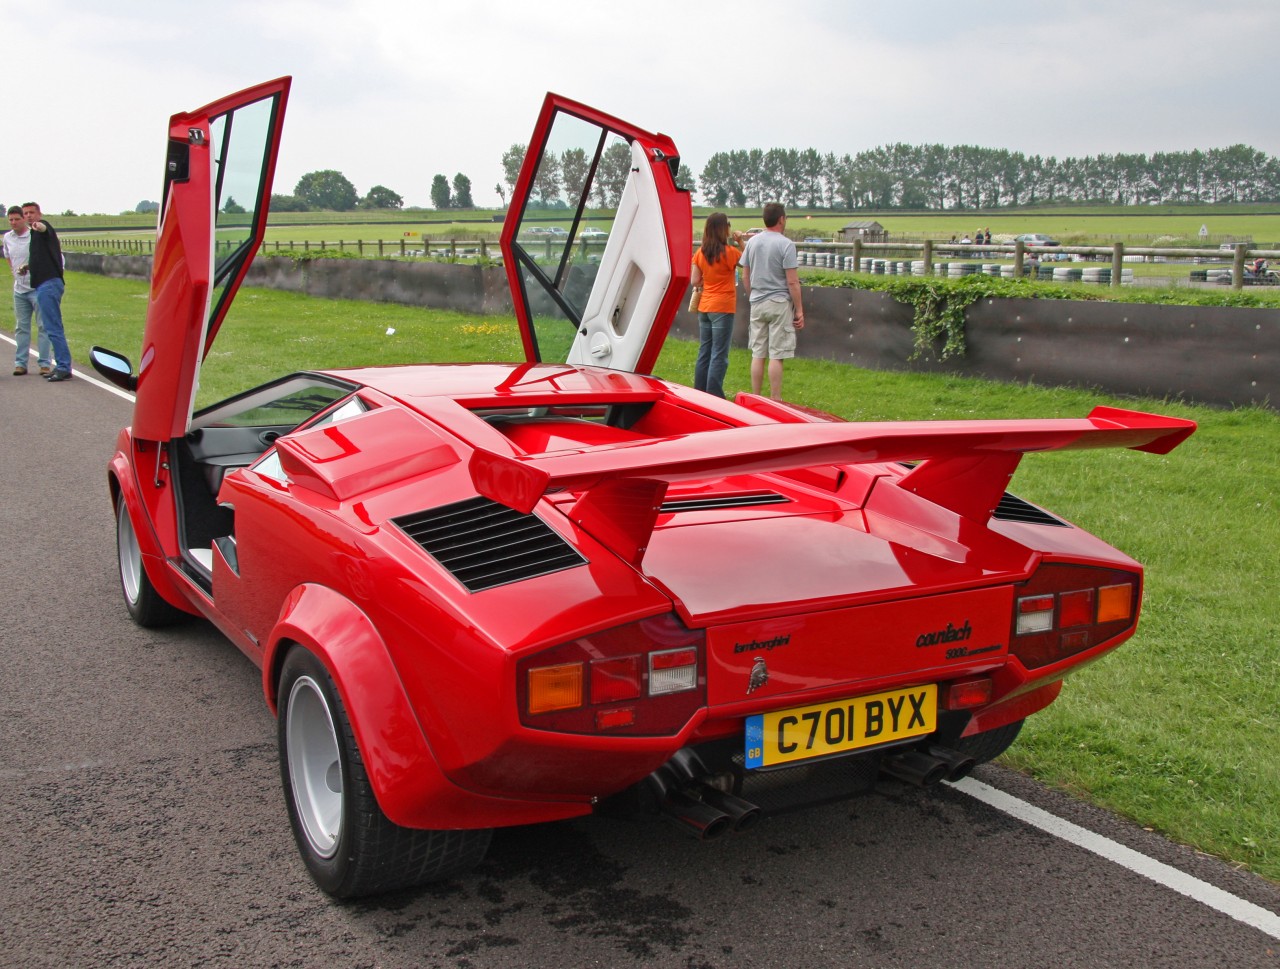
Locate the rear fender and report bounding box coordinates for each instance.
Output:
[263,584,587,829]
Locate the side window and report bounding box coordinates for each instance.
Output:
[509,111,634,362]
[205,95,281,333]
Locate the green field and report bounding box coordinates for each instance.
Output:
[55,203,1280,250]
[62,270,1280,883]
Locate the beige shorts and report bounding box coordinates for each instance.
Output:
[747,298,797,359]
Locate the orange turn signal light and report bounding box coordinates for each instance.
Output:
[527,663,583,714]
[1097,584,1134,623]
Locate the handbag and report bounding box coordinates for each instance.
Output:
[687,286,700,313]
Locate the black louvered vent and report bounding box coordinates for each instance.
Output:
[993,492,1069,527]
[660,492,791,513]
[393,497,586,592]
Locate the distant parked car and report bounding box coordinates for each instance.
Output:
[802,237,826,244]
[1014,234,1059,247]
[580,228,608,239]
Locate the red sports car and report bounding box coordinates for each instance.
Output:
[93,80,1196,899]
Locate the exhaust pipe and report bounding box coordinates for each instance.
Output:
[643,749,763,838]
[880,749,949,788]
[659,790,733,841]
[696,784,762,833]
[928,745,978,782]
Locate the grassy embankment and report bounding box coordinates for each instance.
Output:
[64,270,1279,883]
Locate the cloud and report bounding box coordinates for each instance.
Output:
[5,0,1274,214]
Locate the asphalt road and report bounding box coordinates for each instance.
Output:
[2,349,1278,969]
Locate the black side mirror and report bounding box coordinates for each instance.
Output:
[89,346,139,393]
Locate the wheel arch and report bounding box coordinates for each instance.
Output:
[109,447,196,616]
[264,584,464,829]
[262,583,593,831]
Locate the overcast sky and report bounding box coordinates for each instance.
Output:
[7,0,1277,215]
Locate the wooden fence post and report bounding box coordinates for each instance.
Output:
[1111,243,1124,288]
[922,240,933,275]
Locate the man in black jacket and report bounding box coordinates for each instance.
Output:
[22,202,72,381]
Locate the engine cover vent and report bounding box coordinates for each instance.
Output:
[660,492,791,513]
[394,497,586,592]
[993,492,1069,527]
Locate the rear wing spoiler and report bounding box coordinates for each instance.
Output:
[468,406,1195,564]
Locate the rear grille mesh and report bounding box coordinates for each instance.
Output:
[660,492,790,513]
[993,492,1068,527]
[393,497,586,592]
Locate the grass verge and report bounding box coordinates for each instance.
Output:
[63,271,1279,882]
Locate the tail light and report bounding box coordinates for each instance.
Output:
[1010,564,1140,669]
[518,613,705,735]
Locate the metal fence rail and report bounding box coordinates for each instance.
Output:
[59,236,1280,290]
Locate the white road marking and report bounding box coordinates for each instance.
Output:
[1,334,136,402]
[953,777,1280,940]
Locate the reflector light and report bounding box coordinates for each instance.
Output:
[1061,630,1090,652]
[649,647,698,695]
[591,656,642,703]
[1016,596,1055,635]
[1058,589,1095,628]
[1097,584,1134,623]
[595,706,637,730]
[1019,595,1054,614]
[650,647,697,670]
[944,677,993,710]
[527,663,583,714]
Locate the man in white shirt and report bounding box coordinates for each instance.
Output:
[3,205,51,376]
[740,202,805,400]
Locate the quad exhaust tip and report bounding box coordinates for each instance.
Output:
[647,749,762,840]
[880,746,977,788]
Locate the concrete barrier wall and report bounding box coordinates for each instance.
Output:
[68,253,1276,408]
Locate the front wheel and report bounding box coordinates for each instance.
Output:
[277,647,492,899]
[116,495,185,627]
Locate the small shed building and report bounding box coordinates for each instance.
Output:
[838,220,888,243]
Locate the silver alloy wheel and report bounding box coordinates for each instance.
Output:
[286,675,344,859]
[117,503,143,606]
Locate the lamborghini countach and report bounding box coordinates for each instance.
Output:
[93,79,1196,899]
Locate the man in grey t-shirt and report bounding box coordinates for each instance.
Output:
[740,203,804,399]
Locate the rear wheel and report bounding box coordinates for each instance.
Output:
[116,495,185,627]
[956,718,1024,764]
[277,647,492,899]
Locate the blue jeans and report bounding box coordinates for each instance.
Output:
[13,290,51,369]
[694,311,733,398]
[34,277,71,373]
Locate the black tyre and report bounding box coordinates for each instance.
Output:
[116,495,186,627]
[277,647,492,899]
[956,718,1024,764]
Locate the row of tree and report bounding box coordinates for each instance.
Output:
[696,144,1280,209]
[498,143,696,209]
[138,142,1278,215]
[233,170,477,213]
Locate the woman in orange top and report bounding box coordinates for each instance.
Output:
[690,212,743,398]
